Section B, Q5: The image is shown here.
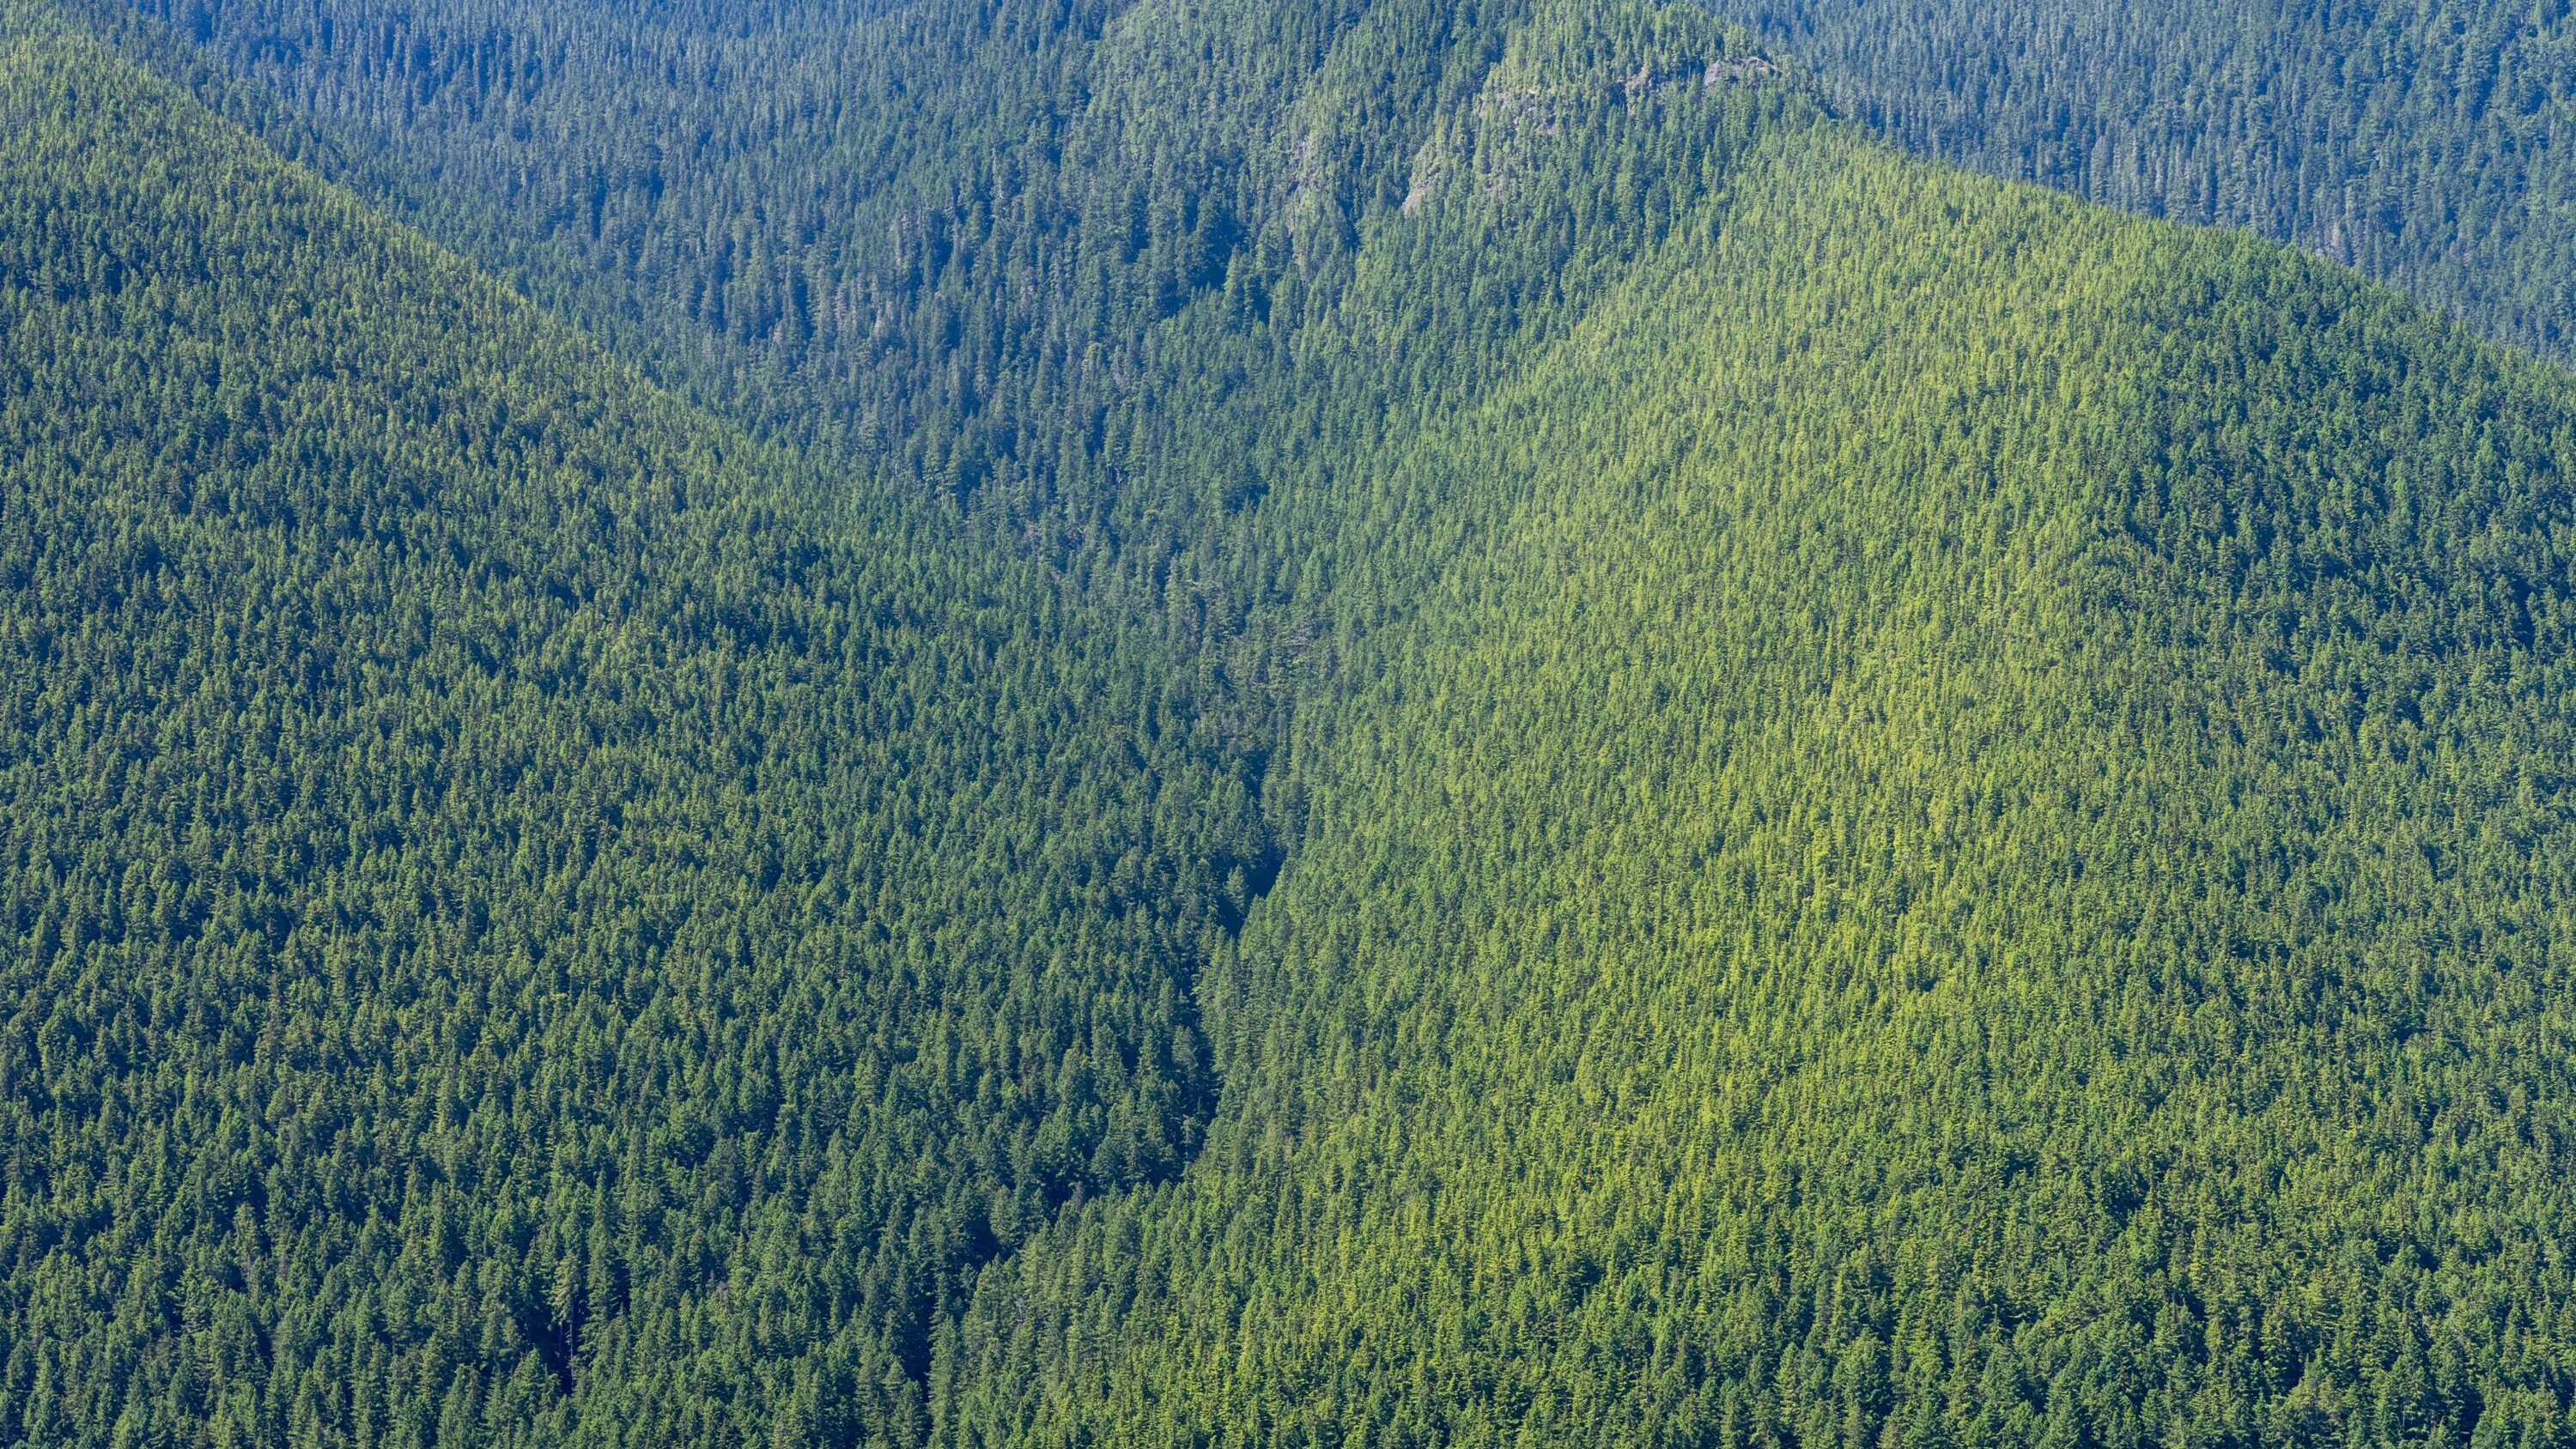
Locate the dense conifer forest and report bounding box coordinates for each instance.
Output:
[10,0,2576,1445]
[0,6,1269,1438]
[1739,0,2576,356]
[77,0,2576,383]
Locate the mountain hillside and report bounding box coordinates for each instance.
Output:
[69,0,1542,560]
[80,0,2576,400]
[10,0,2576,1446]
[1741,0,2576,356]
[0,4,1265,1441]
[943,11,2576,1445]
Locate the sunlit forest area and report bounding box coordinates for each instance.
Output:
[7,0,2576,1443]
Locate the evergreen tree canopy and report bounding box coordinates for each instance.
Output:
[0,4,1265,1440]
[8,0,2576,1445]
[1741,0,2576,356]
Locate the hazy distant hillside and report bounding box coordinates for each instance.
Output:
[87,0,2576,387]
[72,0,1558,572]
[1739,0,2576,356]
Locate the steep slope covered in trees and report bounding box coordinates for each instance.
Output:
[939,12,2576,1445]
[1735,0,2576,357]
[64,0,1785,623]
[14,0,2576,1445]
[0,5,1267,1442]
[70,0,1548,577]
[95,0,2576,379]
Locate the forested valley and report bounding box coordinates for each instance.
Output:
[8,0,2576,1445]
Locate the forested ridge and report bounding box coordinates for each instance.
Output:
[65,0,1786,610]
[963,119,2576,1444]
[0,4,1268,1440]
[12,0,2576,1445]
[71,0,2576,383]
[1737,0,2576,357]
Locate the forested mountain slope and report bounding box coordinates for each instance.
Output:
[70,0,1552,579]
[62,0,1785,621]
[90,0,2576,388]
[1736,0,2576,357]
[941,11,2576,1446]
[0,4,1268,1442]
[14,0,2576,1445]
